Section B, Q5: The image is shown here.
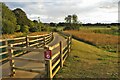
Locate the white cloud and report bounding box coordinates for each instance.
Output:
[4,0,118,23]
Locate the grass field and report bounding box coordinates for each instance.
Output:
[64,30,119,53]
[55,39,119,78]
[80,26,119,35]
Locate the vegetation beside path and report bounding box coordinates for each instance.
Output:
[55,39,119,78]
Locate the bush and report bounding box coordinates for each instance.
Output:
[20,25,29,33]
[111,26,119,31]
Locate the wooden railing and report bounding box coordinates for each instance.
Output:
[2,32,72,79]
[45,35,72,79]
[0,32,53,63]
[7,45,45,77]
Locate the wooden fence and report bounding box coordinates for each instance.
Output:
[0,32,53,63]
[2,31,72,79]
[7,33,72,79]
[45,35,72,79]
[7,45,45,77]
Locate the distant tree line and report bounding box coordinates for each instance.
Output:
[1,3,51,34]
[48,22,119,28]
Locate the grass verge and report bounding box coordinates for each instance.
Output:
[55,39,119,79]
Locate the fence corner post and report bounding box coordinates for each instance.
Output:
[8,44,15,77]
[44,46,52,79]
[60,41,63,68]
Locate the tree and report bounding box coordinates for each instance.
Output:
[64,14,80,30]
[2,3,17,34]
[65,15,72,24]
[2,20,15,34]
[13,8,32,28]
[72,14,78,23]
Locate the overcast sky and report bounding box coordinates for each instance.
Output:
[2,0,119,23]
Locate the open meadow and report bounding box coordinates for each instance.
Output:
[64,26,119,53]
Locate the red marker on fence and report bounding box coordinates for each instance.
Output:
[44,47,52,60]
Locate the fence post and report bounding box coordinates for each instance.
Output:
[26,35,29,47]
[8,44,15,77]
[44,46,52,79]
[70,35,72,45]
[46,59,52,79]
[52,32,53,40]
[69,35,72,52]
[43,36,46,47]
[67,36,70,53]
[37,35,39,47]
[60,41,63,67]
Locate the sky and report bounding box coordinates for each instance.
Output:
[2,0,119,23]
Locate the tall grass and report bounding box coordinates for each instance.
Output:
[80,26,119,35]
[64,30,119,53]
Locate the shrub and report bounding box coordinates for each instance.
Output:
[20,25,29,33]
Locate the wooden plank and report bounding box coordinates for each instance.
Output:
[62,49,68,58]
[45,35,50,39]
[13,41,26,46]
[0,51,7,55]
[52,65,60,77]
[0,39,6,42]
[38,44,44,47]
[50,43,59,50]
[45,39,51,44]
[37,35,44,38]
[44,34,49,37]
[13,37,26,40]
[0,57,8,62]
[52,59,60,70]
[29,39,39,43]
[14,51,26,57]
[62,45,67,51]
[12,57,45,63]
[13,67,44,73]
[45,37,50,42]
[37,38,44,41]
[63,53,68,63]
[8,47,44,52]
[0,45,7,48]
[52,52,60,60]
[28,35,39,38]
[29,43,39,47]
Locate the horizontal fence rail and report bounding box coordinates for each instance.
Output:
[0,32,53,63]
[44,34,72,79]
[8,44,46,77]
